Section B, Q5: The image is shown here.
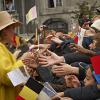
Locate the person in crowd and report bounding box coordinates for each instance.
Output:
[96,7,100,14]
[92,15,100,23]
[35,19,100,85]
[5,0,15,11]
[38,32,99,67]
[38,25,49,44]
[0,11,35,100]
[40,19,100,64]
[52,65,100,100]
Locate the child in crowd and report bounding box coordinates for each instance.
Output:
[52,62,100,100]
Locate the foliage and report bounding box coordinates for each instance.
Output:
[72,0,98,20]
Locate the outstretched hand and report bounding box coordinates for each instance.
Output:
[51,63,73,76]
[29,44,50,51]
[64,75,80,88]
[21,52,38,69]
[39,50,65,67]
[70,43,88,53]
[51,37,63,44]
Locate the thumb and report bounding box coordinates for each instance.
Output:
[47,49,54,55]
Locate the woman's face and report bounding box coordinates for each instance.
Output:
[84,68,96,86]
[2,25,16,43]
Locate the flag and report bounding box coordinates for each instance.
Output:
[74,35,78,44]
[19,86,38,100]
[17,78,59,100]
[26,6,37,24]
[15,35,20,47]
[18,77,44,100]
[13,34,16,46]
[43,82,57,97]
[93,71,100,84]
[90,55,100,74]
[37,82,59,100]
[13,34,20,47]
[77,28,85,47]
[16,96,25,100]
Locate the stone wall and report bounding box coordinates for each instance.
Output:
[37,0,100,32]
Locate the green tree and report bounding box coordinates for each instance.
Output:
[72,1,98,20]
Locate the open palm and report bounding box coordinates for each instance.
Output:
[39,50,64,67]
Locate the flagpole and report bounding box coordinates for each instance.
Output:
[33,2,39,47]
[35,0,40,50]
[21,0,26,34]
[43,27,46,44]
[37,30,40,51]
[35,20,40,51]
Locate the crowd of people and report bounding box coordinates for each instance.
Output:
[0,10,100,100]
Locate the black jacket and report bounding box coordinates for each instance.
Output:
[64,52,91,64]
[64,84,100,100]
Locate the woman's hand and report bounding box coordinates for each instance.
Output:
[21,52,38,76]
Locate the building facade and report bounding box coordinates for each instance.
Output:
[36,0,100,32]
[0,0,100,33]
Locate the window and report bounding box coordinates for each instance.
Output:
[48,0,54,8]
[48,0,62,8]
[56,0,62,6]
[3,0,15,11]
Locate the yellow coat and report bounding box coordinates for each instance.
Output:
[0,42,24,100]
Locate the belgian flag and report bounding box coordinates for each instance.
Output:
[16,77,44,100]
[16,96,25,100]
[13,34,20,47]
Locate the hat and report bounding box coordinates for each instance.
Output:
[91,19,100,32]
[96,7,100,13]
[0,11,21,31]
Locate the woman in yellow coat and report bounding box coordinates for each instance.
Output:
[0,11,30,100]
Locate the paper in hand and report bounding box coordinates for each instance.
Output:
[7,66,30,86]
